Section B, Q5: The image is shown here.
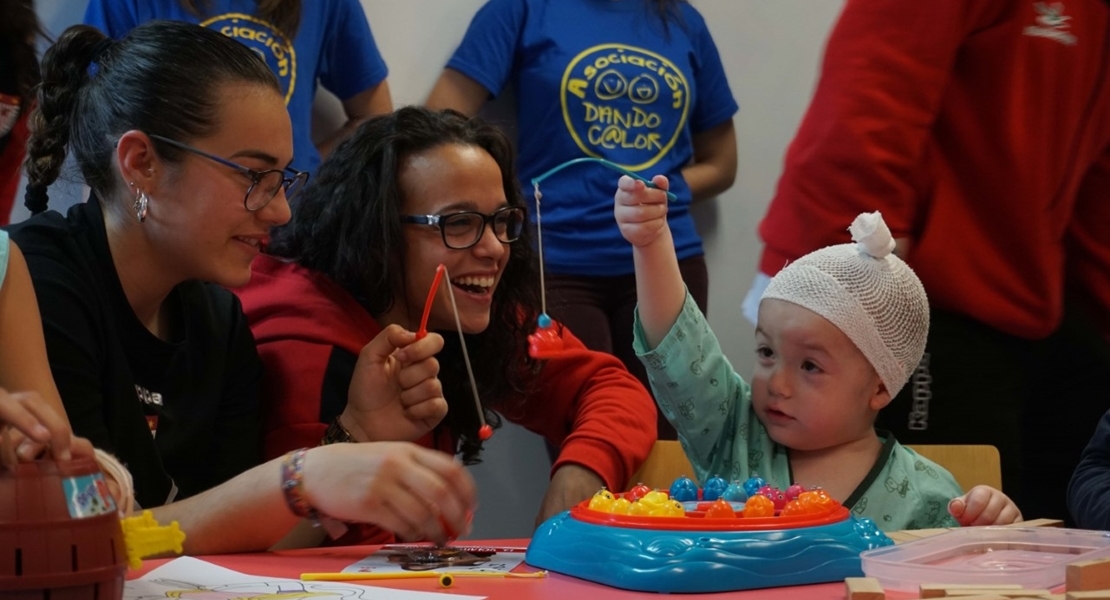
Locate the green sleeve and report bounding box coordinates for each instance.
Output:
[633,292,790,487]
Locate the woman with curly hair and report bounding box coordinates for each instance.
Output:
[239,106,656,542]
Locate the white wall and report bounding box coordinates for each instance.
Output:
[28,0,845,539]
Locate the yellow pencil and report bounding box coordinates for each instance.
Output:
[300,570,548,588]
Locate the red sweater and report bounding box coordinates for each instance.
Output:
[759,0,1110,339]
[235,255,656,541]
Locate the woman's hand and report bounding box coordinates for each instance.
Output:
[0,388,94,468]
[303,442,476,544]
[344,325,448,442]
[534,463,605,528]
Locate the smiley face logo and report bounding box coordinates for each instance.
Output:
[628,75,660,104]
[561,44,690,171]
[595,70,628,100]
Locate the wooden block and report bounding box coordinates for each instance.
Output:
[1003,518,1064,528]
[845,577,884,600]
[934,596,1018,600]
[1069,558,1110,592]
[945,591,1052,598]
[920,584,1025,598]
[1066,592,1110,600]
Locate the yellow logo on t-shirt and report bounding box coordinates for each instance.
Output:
[200,13,297,104]
[561,44,690,171]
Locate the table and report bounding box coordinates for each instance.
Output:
[128,539,859,599]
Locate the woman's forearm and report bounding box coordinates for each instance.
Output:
[149,455,300,555]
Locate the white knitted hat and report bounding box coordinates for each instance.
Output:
[760,212,928,397]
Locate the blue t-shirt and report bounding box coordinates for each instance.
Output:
[84,0,388,175]
[447,0,738,276]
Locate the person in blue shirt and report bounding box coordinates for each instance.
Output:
[84,0,392,175]
[427,0,738,440]
[1069,409,1110,530]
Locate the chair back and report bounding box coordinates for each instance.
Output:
[906,444,1003,491]
[629,441,1004,493]
[629,440,695,490]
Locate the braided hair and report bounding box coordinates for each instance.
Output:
[24,20,279,213]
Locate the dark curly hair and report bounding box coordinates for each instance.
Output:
[0,0,46,102]
[268,106,543,464]
[23,20,279,213]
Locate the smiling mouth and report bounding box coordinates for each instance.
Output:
[451,275,495,295]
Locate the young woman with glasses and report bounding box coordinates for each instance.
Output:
[11,21,475,554]
[238,106,657,542]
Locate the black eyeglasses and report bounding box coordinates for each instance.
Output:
[147,134,308,211]
[401,206,526,250]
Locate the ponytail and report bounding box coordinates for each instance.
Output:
[21,20,277,216]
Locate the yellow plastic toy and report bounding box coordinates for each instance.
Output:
[120,510,186,569]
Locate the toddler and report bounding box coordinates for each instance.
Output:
[615,176,1021,530]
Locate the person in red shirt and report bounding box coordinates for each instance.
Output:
[750,0,1110,522]
[0,0,45,225]
[236,106,657,543]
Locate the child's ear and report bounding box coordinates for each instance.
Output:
[869,381,892,411]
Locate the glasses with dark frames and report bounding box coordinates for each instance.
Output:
[147,134,308,211]
[401,206,526,250]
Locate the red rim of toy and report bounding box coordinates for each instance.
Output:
[570,500,850,531]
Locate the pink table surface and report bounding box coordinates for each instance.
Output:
[127,539,878,599]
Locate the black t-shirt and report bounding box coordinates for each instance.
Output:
[7,196,263,508]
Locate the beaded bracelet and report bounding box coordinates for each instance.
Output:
[280,448,320,521]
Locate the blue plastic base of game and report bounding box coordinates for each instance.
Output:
[525,511,895,593]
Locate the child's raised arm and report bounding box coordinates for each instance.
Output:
[948,485,1023,526]
[614,175,687,349]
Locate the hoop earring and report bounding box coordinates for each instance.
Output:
[134,191,149,223]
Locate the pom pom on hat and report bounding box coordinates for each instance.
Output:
[760,212,928,397]
[850,212,896,259]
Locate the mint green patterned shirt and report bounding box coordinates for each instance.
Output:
[0,230,9,287]
[633,292,962,531]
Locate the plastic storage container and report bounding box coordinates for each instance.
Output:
[861,526,1110,591]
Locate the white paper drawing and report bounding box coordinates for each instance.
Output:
[126,556,484,600]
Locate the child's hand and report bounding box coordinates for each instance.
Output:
[0,389,94,468]
[614,174,671,248]
[948,485,1023,526]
